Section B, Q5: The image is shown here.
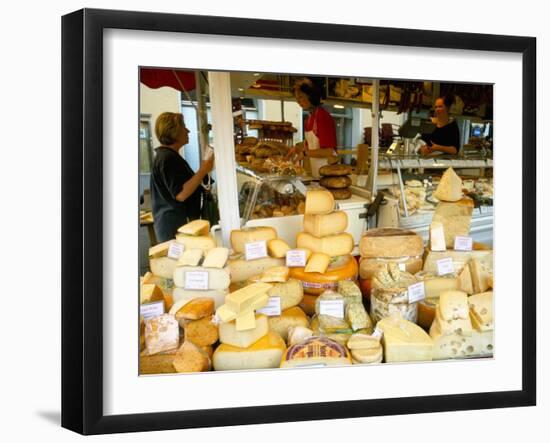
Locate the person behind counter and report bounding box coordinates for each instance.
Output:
[150,112,214,242]
[286,78,337,177]
[419,95,460,156]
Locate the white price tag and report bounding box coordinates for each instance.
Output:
[293,180,307,195]
[398,262,407,271]
[407,282,426,303]
[371,328,384,340]
[480,206,489,214]
[286,249,307,267]
[140,301,165,321]
[436,257,454,275]
[454,236,473,251]
[319,300,344,319]
[256,297,282,316]
[167,241,184,259]
[184,271,209,290]
[244,241,268,260]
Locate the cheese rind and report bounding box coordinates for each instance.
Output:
[173,266,231,290]
[144,314,180,355]
[377,314,434,362]
[267,239,291,258]
[304,189,335,215]
[359,256,423,280]
[303,211,348,237]
[184,316,219,347]
[140,283,165,305]
[469,259,491,294]
[171,288,227,310]
[296,232,354,257]
[177,219,210,236]
[305,252,331,273]
[148,240,171,258]
[289,255,358,295]
[175,233,217,252]
[267,306,309,341]
[219,314,269,348]
[173,341,211,373]
[213,332,286,371]
[258,266,289,283]
[230,227,278,254]
[423,250,493,275]
[280,336,352,367]
[202,247,229,269]
[429,221,447,251]
[468,291,493,330]
[434,167,463,202]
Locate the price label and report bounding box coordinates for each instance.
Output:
[257,297,282,316]
[319,300,344,319]
[454,236,473,251]
[436,257,454,276]
[286,249,307,267]
[480,206,489,214]
[140,301,165,321]
[167,241,184,259]
[407,282,426,303]
[398,262,407,271]
[184,271,209,290]
[293,180,307,195]
[245,241,268,261]
[371,328,384,340]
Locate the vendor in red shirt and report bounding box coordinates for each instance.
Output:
[287,78,337,177]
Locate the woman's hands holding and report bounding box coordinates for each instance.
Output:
[419,144,433,156]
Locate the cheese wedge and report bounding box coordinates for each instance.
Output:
[177,248,203,267]
[468,291,493,331]
[432,197,474,248]
[458,264,474,294]
[177,219,210,236]
[230,227,278,254]
[259,266,289,283]
[429,221,447,251]
[377,314,434,362]
[148,240,171,258]
[434,167,462,202]
[470,258,492,294]
[202,247,229,268]
[149,256,178,280]
[140,283,165,305]
[439,290,470,321]
[144,314,180,356]
[296,232,354,257]
[213,331,286,371]
[304,252,331,273]
[267,306,309,341]
[267,239,291,258]
[175,233,217,252]
[228,256,286,283]
[219,314,269,348]
[224,282,273,313]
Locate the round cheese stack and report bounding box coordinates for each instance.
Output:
[318,164,353,200]
[280,336,352,368]
[289,255,358,295]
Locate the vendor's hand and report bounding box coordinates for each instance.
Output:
[419,145,432,156]
[285,145,297,159]
[201,152,215,173]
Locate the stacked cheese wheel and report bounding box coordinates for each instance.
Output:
[318,164,353,200]
[289,189,358,315]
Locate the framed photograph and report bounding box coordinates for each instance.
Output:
[62,8,536,435]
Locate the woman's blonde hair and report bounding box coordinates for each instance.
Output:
[155,112,185,146]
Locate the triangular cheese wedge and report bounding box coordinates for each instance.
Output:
[458,262,474,294]
[434,167,463,202]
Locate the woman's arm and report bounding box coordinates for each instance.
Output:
[174,156,214,202]
[430,143,457,155]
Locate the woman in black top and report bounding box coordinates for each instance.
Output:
[419,95,460,156]
[150,112,214,242]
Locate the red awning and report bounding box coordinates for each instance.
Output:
[140,68,196,92]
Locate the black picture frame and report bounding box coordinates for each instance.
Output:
[61,8,537,435]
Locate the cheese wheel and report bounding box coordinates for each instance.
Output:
[303,211,348,238]
[213,331,286,371]
[149,256,178,280]
[177,219,210,236]
[230,227,277,254]
[304,189,335,215]
[319,164,353,176]
[328,188,352,200]
[320,175,352,189]
[289,255,359,295]
[280,336,352,368]
[296,232,354,257]
[227,256,286,283]
[359,228,424,258]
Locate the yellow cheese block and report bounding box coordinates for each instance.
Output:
[148,240,172,258]
[377,314,434,363]
[230,227,278,254]
[202,247,229,268]
[432,197,474,248]
[305,252,331,273]
[304,189,335,215]
[212,331,286,371]
[303,211,348,237]
[235,309,257,331]
[259,266,289,283]
[432,328,493,360]
[140,283,165,305]
[439,290,469,321]
[267,239,291,258]
[423,250,493,275]
[458,264,474,294]
[175,233,217,252]
[469,258,492,294]
[430,308,473,337]
[177,219,210,236]
[225,282,273,312]
[218,314,269,348]
[267,306,309,341]
[468,291,493,331]
[296,232,354,257]
[149,256,178,280]
[415,272,460,299]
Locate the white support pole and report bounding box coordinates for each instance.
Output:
[366,79,380,197]
[195,71,208,157]
[208,71,240,246]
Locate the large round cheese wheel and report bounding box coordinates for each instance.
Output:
[288,254,358,295]
[280,336,352,368]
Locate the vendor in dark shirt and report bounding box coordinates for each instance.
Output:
[419,95,460,156]
[150,112,214,242]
